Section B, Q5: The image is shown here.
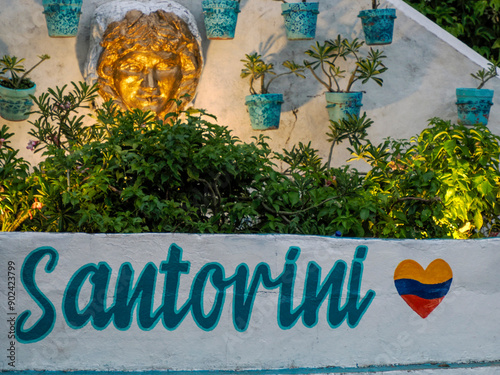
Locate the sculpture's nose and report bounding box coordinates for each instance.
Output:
[142,69,157,88]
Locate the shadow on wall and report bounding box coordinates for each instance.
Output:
[323,2,438,112]
[365,22,438,111]
[0,40,8,57]
[201,0,437,113]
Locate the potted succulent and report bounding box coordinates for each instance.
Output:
[303,35,387,123]
[358,0,397,46]
[273,0,320,40]
[0,55,50,121]
[456,63,498,126]
[241,52,305,130]
[43,0,84,37]
[202,0,241,40]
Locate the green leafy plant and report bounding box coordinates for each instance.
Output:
[304,35,388,92]
[5,81,499,239]
[403,0,500,61]
[241,52,306,95]
[27,96,277,232]
[0,125,41,231]
[258,142,369,236]
[22,82,366,236]
[27,81,100,154]
[350,118,500,238]
[0,54,50,90]
[471,62,499,89]
[326,113,372,168]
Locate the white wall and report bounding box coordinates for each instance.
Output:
[1,233,500,374]
[1,0,499,170]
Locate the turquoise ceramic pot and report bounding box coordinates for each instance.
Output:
[456,88,494,126]
[43,0,83,37]
[245,94,283,130]
[325,92,363,123]
[0,84,36,121]
[202,0,240,40]
[281,2,319,40]
[358,8,397,45]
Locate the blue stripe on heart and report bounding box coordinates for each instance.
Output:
[394,278,452,300]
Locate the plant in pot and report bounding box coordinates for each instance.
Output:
[303,35,388,123]
[202,0,241,40]
[358,0,397,46]
[43,0,84,37]
[241,52,305,130]
[456,63,498,126]
[0,55,50,121]
[273,0,320,40]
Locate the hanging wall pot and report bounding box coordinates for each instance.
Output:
[0,85,37,122]
[456,88,494,126]
[202,0,240,40]
[281,2,319,40]
[358,8,396,46]
[325,91,363,123]
[43,0,83,37]
[245,94,283,130]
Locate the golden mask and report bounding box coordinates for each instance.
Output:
[97,9,203,118]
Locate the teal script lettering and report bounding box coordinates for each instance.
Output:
[16,244,375,343]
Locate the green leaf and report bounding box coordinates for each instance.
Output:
[360,207,370,220]
[473,210,483,229]
[443,139,457,157]
[186,167,199,181]
[289,191,300,206]
[477,179,494,196]
[394,210,407,223]
[421,208,432,221]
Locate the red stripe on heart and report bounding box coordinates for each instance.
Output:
[401,295,445,318]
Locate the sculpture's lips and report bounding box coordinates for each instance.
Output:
[136,94,163,102]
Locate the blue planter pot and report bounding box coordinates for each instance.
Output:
[43,0,83,37]
[456,88,494,126]
[325,92,363,123]
[281,2,319,40]
[202,0,240,40]
[0,84,37,121]
[358,8,396,46]
[245,94,283,130]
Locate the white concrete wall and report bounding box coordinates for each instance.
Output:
[1,233,499,374]
[1,0,500,170]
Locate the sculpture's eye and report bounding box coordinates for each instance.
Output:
[119,62,143,73]
[156,62,176,72]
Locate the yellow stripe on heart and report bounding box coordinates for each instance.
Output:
[394,259,453,284]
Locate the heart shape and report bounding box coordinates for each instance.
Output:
[394,259,453,318]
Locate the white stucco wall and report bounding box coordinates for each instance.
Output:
[1,233,500,374]
[1,0,499,170]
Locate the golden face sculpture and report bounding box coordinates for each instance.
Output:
[97,10,203,118]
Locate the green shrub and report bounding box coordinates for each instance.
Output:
[4,83,500,238]
[351,118,500,238]
[31,104,275,233]
[0,125,40,231]
[403,0,500,62]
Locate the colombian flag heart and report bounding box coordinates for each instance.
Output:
[394,259,453,318]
